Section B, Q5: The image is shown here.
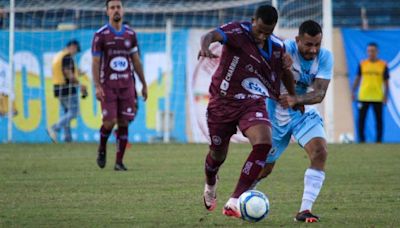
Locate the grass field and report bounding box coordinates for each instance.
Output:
[0,143,399,227]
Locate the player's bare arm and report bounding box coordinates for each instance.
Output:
[198,30,223,59]
[287,78,330,107]
[132,52,148,101]
[62,68,79,84]
[352,74,361,101]
[92,56,104,101]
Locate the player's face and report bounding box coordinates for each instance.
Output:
[251,18,276,45]
[367,46,378,60]
[296,33,322,60]
[107,0,124,23]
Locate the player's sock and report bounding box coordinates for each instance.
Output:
[116,126,128,164]
[99,125,112,152]
[300,168,325,212]
[205,152,225,186]
[231,144,270,198]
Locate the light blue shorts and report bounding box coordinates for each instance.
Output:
[266,111,326,163]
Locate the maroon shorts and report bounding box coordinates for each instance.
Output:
[101,86,137,122]
[207,98,271,151]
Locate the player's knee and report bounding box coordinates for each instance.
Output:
[312,146,327,164]
[209,148,227,162]
[103,120,116,130]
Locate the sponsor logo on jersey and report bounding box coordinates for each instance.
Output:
[220,56,240,96]
[110,56,128,72]
[241,77,269,97]
[124,39,131,48]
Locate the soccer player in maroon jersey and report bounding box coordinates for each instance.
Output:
[199,5,296,218]
[92,0,147,171]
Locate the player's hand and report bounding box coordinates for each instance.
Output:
[95,85,105,102]
[141,85,148,101]
[278,94,290,108]
[279,94,298,108]
[282,53,293,70]
[197,49,219,60]
[80,85,88,99]
[293,104,305,114]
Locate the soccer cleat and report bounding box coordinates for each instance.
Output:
[222,198,241,218]
[203,180,218,211]
[97,151,106,169]
[46,127,58,143]
[114,162,128,171]
[295,210,320,223]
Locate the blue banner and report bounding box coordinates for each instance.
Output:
[342,29,400,143]
[0,29,188,143]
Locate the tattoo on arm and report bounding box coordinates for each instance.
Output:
[296,78,330,105]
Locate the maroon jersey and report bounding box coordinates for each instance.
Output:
[210,21,285,102]
[92,24,138,89]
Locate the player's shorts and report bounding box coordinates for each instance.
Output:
[266,111,325,163]
[101,86,137,122]
[207,98,271,151]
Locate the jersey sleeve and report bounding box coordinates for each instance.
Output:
[91,32,103,57]
[316,49,334,80]
[216,22,243,48]
[130,32,139,55]
[283,39,296,56]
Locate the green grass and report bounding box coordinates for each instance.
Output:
[0,143,399,227]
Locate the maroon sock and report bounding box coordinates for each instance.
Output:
[231,144,271,198]
[99,125,112,152]
[205,152,225,185]
[116,126,128,164]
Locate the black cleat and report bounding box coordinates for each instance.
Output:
[97,151,106,169]
[114,162,128,171]
[295,210,320,223]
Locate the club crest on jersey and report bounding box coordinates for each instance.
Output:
[110,56,128,72]
[241,77,269,97]
[124,39,131,48]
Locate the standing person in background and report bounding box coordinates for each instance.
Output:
[92,0,147,171]
[199,5,296,218]
[47,40,87,143]
[352,42,389,143]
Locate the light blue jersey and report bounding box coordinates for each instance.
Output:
[266,39,333,163]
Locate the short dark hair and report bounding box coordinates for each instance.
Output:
[66,39,81,52]
[368,42,378,48]
[106,0,122,8]
[255,5,278,25]
[299,20,322,36]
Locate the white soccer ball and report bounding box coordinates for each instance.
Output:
[238,190,270,222]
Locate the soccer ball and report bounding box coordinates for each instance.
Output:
[238,190,270,222]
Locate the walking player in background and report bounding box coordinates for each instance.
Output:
[256,20,333,223]
[199,5,296,218]
[352,42,389,143]
[92,0,147,171]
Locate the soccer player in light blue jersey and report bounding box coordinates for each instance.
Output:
[257,20,333,223]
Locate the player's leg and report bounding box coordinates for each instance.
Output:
[97,89,118,169]
[256,127,292,186]
[294,115,327,222]
[223,103,272,218]
[113,87,137,171]
[63,94,79,142]
[203,120,236,211]
[358,102,369,143]
[47,96,68,142]
[372,102,383,143]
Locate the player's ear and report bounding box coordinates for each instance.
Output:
[295,35,300,44]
